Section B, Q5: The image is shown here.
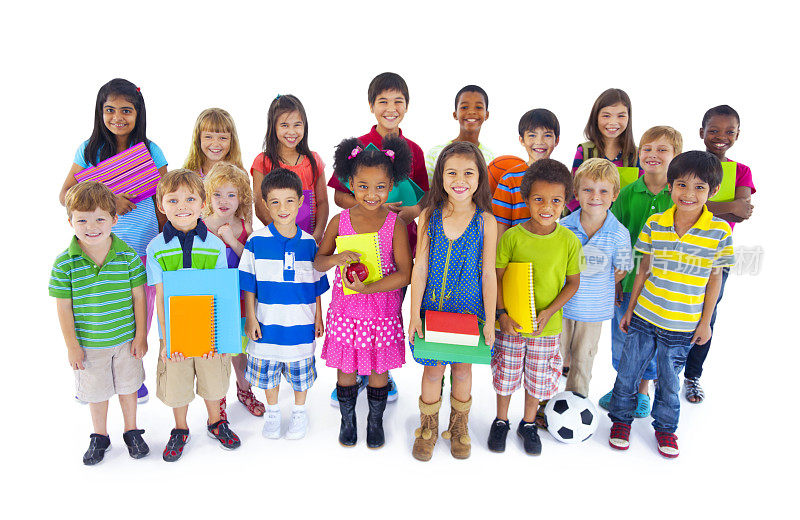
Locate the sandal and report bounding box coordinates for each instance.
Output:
[633,393,651,418]
[219,397,228,422]
[684,377,705,404]
[237,382,266,417]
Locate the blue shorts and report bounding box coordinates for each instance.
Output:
[245,355,316,392]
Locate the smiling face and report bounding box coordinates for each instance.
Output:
[370,89,407,134]
[442,154,479,203]
[669,174,718,215]
[102,94,137,139]
[639,136,676,176]
[200,131,231,166]
[524,180,566,234]
[266,187,302,228]
[597,102,629,141]
[519,126,559,163]
[576,178,617,217]
[160,185,204,231]
[70,208,118,247]
[453,91,488,133]
[276,110,305,153]
[210,182,240,219]
[351,166,392,211]
[700,114,739,160]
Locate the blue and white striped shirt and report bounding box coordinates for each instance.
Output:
[239,224,330,362]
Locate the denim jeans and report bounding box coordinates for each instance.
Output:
[608,314,694,433]
[611,292,657,381]
[684,267,730,379]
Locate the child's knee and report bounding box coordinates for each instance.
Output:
[451,364,472,381]
[423,364,446,381]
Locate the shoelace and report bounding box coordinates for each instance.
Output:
[655,431,678,448]
[127,430,146,449]
[166,433,186,450]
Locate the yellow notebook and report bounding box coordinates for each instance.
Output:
[617,167,641,189]
[168,295,215,357]
[500,262,537,334]
[335,232,384,295]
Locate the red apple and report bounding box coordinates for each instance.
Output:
[345,262,369,283]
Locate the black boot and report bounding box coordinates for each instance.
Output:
[366,384,389,449]
[337,383,359,446]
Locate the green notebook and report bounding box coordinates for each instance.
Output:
[708,161,737,202]
[413,319,492,364]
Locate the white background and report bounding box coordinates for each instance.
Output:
[3,1,797,518]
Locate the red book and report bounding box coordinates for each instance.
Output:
[424,311,479,347]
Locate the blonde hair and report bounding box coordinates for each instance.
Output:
[156,169,205,209]
[65,181,117,218]
[183,108,244,173]
[639,125,683,155]
[573,158,621,196]
[202,162,253,220]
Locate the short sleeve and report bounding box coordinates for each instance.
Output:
[312,152,326,180]
[612,228,634,271]
[735,163,756,194]
[565,233,584,276]
[147,142,168,168]
[480,145,495,165]
[411,143,429,192]
[239,239,257,293]
[492,174,514,226]
[496,231,512,269]
[251,154,271,176]
[145,239,163,286]
[315,273,330,297]
[712,229,736,268]
[49,255,72,299]
[425,145,440,185]
[634,218,655,255]
[73,141,90,168]
[610,185,629,223]
[215,245,228,269]
[128,255,146,288]
[571,145,585,174]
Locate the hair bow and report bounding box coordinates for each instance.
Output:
[363,142,395,162]
[348,146,363,160]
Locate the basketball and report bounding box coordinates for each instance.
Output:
[488,155,527,193]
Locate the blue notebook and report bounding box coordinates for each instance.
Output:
[163,268,242,357]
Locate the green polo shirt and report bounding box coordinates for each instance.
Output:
[611,176,674,292]
[49,234,146,349]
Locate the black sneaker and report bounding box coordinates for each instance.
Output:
[207,420,241,450]
[83,433,111,465]
[487,418,510,452]
[517,420,542,455]
[163,428,190,462]
[122,429,150,459]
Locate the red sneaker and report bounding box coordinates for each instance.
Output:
[609,422,631,450]
[655,431,679,458]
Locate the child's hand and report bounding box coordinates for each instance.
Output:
[614,282,623,306]
[691,322,712,345]
[334,250,361,266]
[619,310,633,334]
[201,350,217,359]
[398,206,417,225]
[483,322,495,348]
[343,274,370,294]
[384,202,403,213]
[217,223,236,244]
[245,316,262,341]
[68,345,85,370]
[168,352,186,363]
[116,194,136,215]
[732,197,754,220]
[533,308,554,336]
[499,313,520,336]
[408,316,423,346]
[315,314,324,338]
[131,335,148,360]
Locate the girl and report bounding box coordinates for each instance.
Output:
[251,94,329,243]
[184,108,245,177]
[568,88,637,213]
[314,136,413,449]
[407,142,497,461]
[202,162,264,419]
[59,78,168,403]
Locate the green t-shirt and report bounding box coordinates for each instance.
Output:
[611,176,674,293]
[496,223,583,337]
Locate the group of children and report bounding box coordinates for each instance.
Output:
[50,73,753,465]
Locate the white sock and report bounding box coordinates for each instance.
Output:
[293,404,307,412]
[266,404,280,413]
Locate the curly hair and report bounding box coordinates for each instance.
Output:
[333,135,411,185]
[520,159,572,200]
[202,162,253,220]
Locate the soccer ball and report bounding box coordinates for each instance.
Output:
[544,391,599,444]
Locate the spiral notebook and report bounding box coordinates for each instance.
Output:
[73,142,160,203]
[499,262,537,334]
[335,232,383,295]
[297,189,315,235]
[163,269,241,357]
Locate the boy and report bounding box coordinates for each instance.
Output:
[608,151,735,458]
[489,159,583,455]
[684,105,755,403]
[599,126,683,415]
[146,169,240,462]
[559,159,632,399]
[50,181,149,465]
[491,108,561,236]
[239,169,329,440]
[425,84,495,185]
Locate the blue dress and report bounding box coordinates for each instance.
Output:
[412,207,485,366]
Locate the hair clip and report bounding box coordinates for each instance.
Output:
[275,94,282,99]
[136,87,141,92]
[363,143,394,162]
[348,147,362,160]
[383,150,395,162]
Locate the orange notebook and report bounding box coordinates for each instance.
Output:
[168,295,215,357]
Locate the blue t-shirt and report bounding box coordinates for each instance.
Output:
[73,140,168,257]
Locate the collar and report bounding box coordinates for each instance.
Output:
[631,176,669,195]
[268,222,300,244]
[562,208,615,238]
[68,234,122,259]
[163,219,207,243]
[656,205,714,231]
[367,125,404,145]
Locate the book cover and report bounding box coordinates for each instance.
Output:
[708,161,737,202]
[73,142,160,203]
[500,262,537,334]
[168,295,215,357]
[413,318,491,365]
[335,232,384,296]
[617,166,641,189]
[424,310,479,347]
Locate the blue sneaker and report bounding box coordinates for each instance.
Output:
[598,390,613,410]
[329,375,368,407]
[387,371,398,402]
[137,384,149,404]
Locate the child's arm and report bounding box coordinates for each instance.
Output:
[343,217,412,294]
[407,209,432,344]
[154,166,169,230]
[614,269,628,284]
[56,298,85,370]
[252,169,271,227]
[313,171,330,243]
[313,215,361,272]
[534,273,580,336]
[692,268,723,345]
[315,296,324,338]
[217,223,246,258]
[620,253,652,333]
[333,191,358,210]
[496,267,522,336]
[706,186,753,223]
[130,284,148,359]
[481,214,498,347]
[244,291,262,342]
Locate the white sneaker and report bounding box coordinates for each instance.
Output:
[285,408,308,440]
[262,408,281,439]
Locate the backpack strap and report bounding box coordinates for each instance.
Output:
[580,141,597,161]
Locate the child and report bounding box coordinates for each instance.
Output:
[408,141,497,461]
[146,169,241,462]
[568,88,637,212]
[51,182,149,465]
[59,78,169,403]
[424,85,495,186]
[598,126,683,415]
[183,107,245,176]
[608,151,734,458]
[559,159,632,399]
[314,136,413,449]
[489,159,583,456]
[492,108,561,236]
[239,169,329,440]
[684,105,755,403]
[251,94,329,243]
[202,163,265,420]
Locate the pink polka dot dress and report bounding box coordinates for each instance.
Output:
[321,209,405,375]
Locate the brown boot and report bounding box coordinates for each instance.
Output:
[412,397,441,461]
[441,395,471,459]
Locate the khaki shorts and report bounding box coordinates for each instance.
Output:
[74,341,145,403]
[156,347,231,408]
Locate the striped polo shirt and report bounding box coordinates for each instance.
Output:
[633,206,735,332]
[561,209,633,322]
[238,223,330,362]
[49,234,146,349]
[492,160,530,227]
